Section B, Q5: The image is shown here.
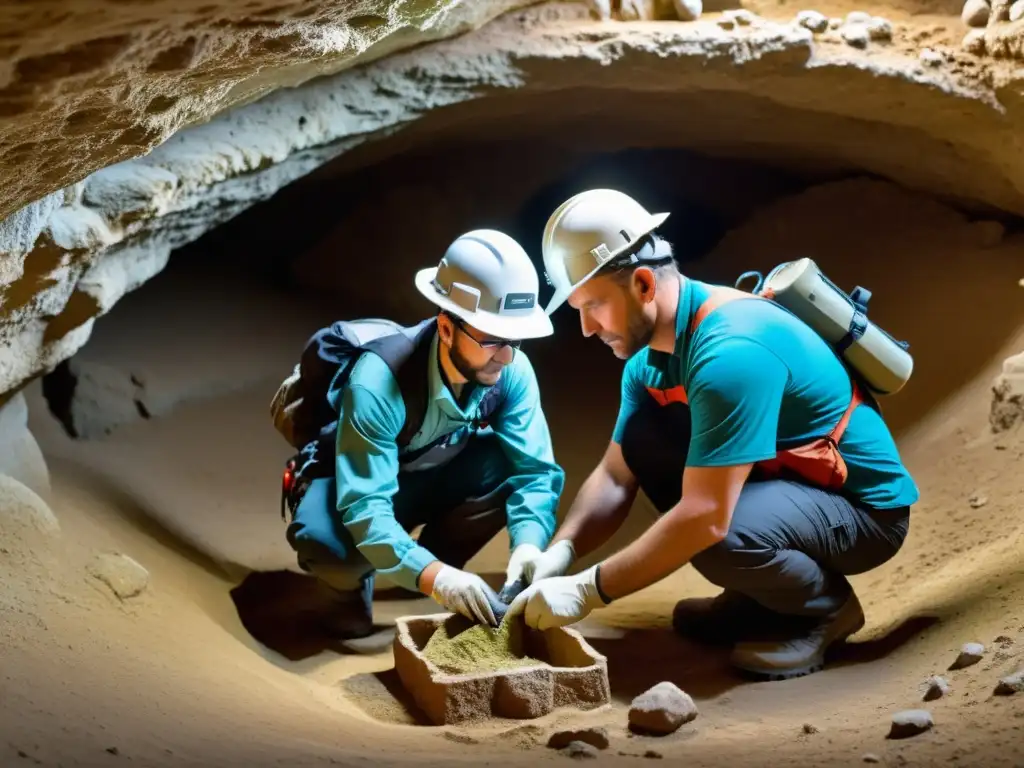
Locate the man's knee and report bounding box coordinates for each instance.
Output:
[285,479,372,583]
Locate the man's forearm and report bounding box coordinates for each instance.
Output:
[551,464,635,559]
[597,499,725,600]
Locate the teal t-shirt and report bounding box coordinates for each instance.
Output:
[612,278,919,510]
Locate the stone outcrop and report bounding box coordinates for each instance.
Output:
[3,1,1024,405]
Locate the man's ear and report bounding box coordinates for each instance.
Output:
[633,267,657,304]
[437,312,454,346]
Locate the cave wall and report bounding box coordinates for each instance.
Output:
[5,1,1024,411]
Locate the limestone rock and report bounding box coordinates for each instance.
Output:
[866,16,893,41]
[920,47,945,65]
[628,682,698,735]
[923,675,950,701]
[962,29,987,53]
[41,358,151,441]
[949,642,985,669]
[563,741,598,759]
[962,0,992,27]
[991,352,1024,432]
[796,10,829,32]
[0,474,60,542]
[1010,0,1024,21]
[994,671,1024,695]
[0,393,50,501]
[841,24,871,48]
[87,553,150,600]
[888,709,934,739]
[723,9,758,25]
[846,11,873,24]
[548,728,610,751]
[672,0,703,21]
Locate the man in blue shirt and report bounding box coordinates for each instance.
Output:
[284,229,565,640]
[508,190,918,680]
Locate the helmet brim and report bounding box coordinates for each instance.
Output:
[415,268,554,340]
[544,211,670,315]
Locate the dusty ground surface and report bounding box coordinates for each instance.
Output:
[3,166,1024,767]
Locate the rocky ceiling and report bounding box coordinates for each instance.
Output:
[2,0,1024,405]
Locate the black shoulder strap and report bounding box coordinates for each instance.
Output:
[362,317,437,448]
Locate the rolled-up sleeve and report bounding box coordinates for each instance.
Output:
[330,355,438,592]
[489,353,565,551]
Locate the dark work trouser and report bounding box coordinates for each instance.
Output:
[619,398,911,618]
[285,432,513,621]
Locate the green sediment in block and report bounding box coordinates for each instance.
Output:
[422,615,544,675]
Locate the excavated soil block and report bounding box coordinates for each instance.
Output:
[393,613,610,725]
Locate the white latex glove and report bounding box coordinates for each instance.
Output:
[523,540,576,584]
[506,565,609,630]
[504,543,542,590]
[431,565,497,626]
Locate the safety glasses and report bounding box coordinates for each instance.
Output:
[451,317,522,351]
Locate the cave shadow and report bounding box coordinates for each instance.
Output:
[829,614,942,668]
[229,568,512,663]
[583,612,942,703]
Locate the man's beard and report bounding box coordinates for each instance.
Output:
[599,301,655,359]
[450,341,505,385]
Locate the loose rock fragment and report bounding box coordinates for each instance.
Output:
[923,675,951,701]
[629,682,698,735]
[949,642,985,670]
[87,552,149,600]
[672,0,703,21]
[994,671,1024,695]
[802,723,820,734]
[841,24,871,47]
[962,0,992,27]
[644,751,663,759]
[866,16,893,40]
[797,10,829,32]
[829,17,843,28]
[727,9,757,24]
[863,755,881,764]
[548,728,610,751]
[962,31,987,56]
[846,10,872,24]
[968,492,988,508]
[1011,0,1024,20]
[563,741,597,759]
[888,709,934,739]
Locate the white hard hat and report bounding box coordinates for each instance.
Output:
[415,229,554,340]
[541,189,670,314]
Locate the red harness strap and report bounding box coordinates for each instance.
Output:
[644,287,863,491]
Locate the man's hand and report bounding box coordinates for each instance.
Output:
[524,540,576,583]
[504,540,577,591]
[505,566,608,630]
[431,565,498,626]
[504,543,543,590]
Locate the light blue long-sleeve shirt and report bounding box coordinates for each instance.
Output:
[327,331,564,592]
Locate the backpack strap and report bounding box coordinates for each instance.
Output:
[362,317,437,449]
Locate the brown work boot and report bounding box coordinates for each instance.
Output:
[729,593,866,681]
[672,590,785,646]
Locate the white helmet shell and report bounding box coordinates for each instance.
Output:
[542,189,670,314]
[415,229,553,339]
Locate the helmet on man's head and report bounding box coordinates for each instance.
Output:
[541,188,671,314]
[415,229,554,340]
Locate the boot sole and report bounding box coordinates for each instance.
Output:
[730,612,866,681]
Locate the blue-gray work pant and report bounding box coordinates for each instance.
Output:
[618,398,911,617]
[285,433,513,619]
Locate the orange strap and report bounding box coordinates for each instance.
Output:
[649,284,862,443]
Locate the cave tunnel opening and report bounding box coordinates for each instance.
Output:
[24,119,1024,730]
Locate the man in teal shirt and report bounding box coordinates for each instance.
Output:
[508,190,918,680]
[286,229,565,639]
